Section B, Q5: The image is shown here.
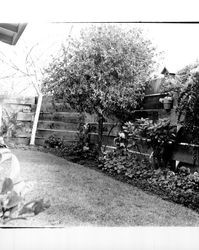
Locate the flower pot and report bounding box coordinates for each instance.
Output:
[163,100,173,110]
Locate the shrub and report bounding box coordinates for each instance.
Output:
[115,118,177,168]
[45,123,98,161]
[45,134,64,149]
[98,149,199,211]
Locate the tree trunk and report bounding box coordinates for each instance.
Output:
[97,114,104,156]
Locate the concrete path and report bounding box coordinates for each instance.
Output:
[2,149,199,227]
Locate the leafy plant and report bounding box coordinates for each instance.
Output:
[0,109,23,138]
[121,118,177,168]
[45,134,64,148]
[42,25,157,155]
[98,150,199,212]
[176,66,199,163]
[0,177,50,223]
[45,123,98,161]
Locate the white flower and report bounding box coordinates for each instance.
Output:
[83,146,89,151]
[164,96,173,101]
[118,132,125,139]
[83,123,89,129]
[119,143,125,148]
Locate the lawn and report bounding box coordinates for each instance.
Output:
[1,148,199,227]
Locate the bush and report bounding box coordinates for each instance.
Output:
[45,123,98,161]
[45,134,64,148]
[98,149,199,212]
[114,118,177,168]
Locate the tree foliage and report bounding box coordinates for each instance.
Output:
[176,64,199,145]
[42,25,157,154]
[42,25,156,121]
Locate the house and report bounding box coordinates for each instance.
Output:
[146,67,176,94]
[161,67,176,77]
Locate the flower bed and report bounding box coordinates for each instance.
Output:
[98,149,199,212]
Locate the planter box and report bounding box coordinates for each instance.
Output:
[142,93,167,109]
[172,143,199,166]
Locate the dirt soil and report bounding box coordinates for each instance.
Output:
[2,148,199,227]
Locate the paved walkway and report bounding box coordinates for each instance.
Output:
[2,149,199,227]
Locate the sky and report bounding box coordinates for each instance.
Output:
[1,22,199,96]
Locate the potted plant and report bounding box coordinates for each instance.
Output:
[159,96,173,110]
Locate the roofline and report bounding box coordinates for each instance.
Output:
[0,23,27,45]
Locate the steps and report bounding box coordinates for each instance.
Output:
[37,120,79,130]
[39,112,82,123]
[36,129,78,140]
[35,111,82,147]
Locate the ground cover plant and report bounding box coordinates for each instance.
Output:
[98,147,199,212]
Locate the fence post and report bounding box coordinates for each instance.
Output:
[0,104,2,128]
[30,94,43,145]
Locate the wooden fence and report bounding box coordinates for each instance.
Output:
[1,93,195,168]
[89,93,177,147]
[88,93,199,167]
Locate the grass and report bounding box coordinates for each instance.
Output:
[2,148,199,226]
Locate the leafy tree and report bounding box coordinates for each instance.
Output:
[42,25,157,154]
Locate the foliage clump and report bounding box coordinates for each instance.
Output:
[0,110,23,138]
[114,118,177,168]
[174,63,199,163]
[0,177,50,224]
[45,123,98,162]
[99,149,199,212]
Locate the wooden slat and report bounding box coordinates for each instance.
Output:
[172,144,199,165]
[37,121,79,130]
[17,112,34,121]
[89,122,120,136]
[39,112,82,123]
[142,93,167,109]
[36,129,78,140]
[3,97,36,105]
[35,137,77,146]
[4,137,30,146]
[90,133,116,147]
